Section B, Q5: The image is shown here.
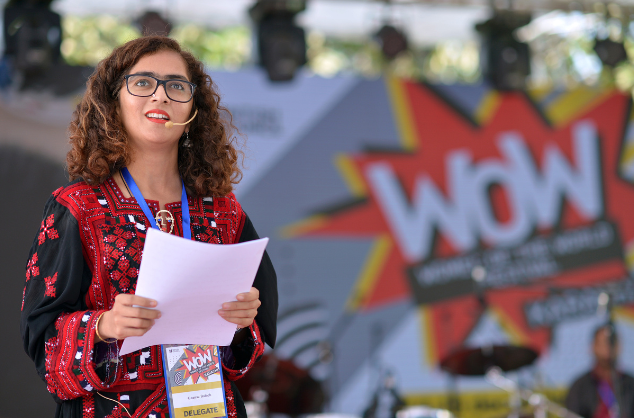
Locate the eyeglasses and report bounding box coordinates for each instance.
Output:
[123,74,196,103]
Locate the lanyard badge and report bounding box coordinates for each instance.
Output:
[162,345,228,418]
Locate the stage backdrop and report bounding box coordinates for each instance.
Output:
[2,69,634,418]
[214,70,634,418]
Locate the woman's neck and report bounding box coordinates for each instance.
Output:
[594,361,617,382]
[117,150,183,210]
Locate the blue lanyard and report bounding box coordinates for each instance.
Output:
[597,379,617,411]
[121,167,191,240]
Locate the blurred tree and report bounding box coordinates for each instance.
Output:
[61,15,140,66]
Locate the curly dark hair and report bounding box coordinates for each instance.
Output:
[67,36,242,197]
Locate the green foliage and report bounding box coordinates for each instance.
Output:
[61,15,141,66]
[171,24,251,70]
[60,15,251,69]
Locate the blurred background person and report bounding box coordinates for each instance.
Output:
[566,324,634,418]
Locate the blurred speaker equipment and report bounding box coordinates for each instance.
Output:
[396,406,455,418]
[440,344,539,376]
[3,3,61,73]
[594,38,628,67]
[234,354,325,417]
[374,25,408,60]
[476,11,532,90]
[250,0,307,82]
[2,1,92,94]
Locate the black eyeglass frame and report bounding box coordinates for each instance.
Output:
[123,74,197,103]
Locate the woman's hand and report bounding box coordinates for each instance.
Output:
[218,287,261,329]
[97,294,161,342]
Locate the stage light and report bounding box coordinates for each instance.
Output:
[374,24,408,60]
[250,0,307,82]
[476,11,532,91]
[594,38,627,67]
[2,1,92,94]
[3,3,62,73]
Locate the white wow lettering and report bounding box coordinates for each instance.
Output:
[366,121,603,262]
[182,349,214,372]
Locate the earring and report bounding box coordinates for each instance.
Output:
[182,132,192,148]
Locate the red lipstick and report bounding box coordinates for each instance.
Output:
[145,109,171,124]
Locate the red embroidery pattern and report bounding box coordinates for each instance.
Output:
[44,273,58,297]
[38,214,60,245]
[225,383,238,418]
[83,394,95,418]
[26,253,40,281]
[39,181,255,418]
[102,224,143,296]
[47,312,96,401]
[23,253,41,310]
[44,335,59,395]
[103,405,125,418]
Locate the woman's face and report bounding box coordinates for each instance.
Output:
[118,50,194,154]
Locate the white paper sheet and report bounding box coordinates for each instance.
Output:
[120,228,269,356]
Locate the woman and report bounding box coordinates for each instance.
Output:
[20,36,277,418]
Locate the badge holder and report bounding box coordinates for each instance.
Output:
[162,345,228,418]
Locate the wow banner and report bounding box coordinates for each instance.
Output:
[212,69,634,418]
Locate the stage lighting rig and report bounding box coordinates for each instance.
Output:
[2,0,93,95]
[250,0,307,82]
[3,0,61,73]
[476,10,532,91]
[374,24,408,60]
[594,38,627,68]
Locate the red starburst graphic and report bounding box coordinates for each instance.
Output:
[295,81,634,362]
[175,345,218,384]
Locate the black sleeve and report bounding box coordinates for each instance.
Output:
[20,193,112,402]
[620,373,634,418]
[565,373,596,418]
[238,212,278,348]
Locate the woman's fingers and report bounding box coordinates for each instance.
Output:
[220,299,261,311]
[237,287,259,302]
[221,287,261,309]
[121,317,156,329]
[120,305,162,320]
[98,294,161,341]
[116,293,158,308]
[220,309,259,320]
[218,287,260,328]
[104,313,157,340]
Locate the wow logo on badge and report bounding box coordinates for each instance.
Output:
[175,345,220,384]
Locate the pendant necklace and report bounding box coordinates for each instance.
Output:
[121,169,172,232]
[120,167,191,239]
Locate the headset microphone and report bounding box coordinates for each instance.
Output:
[165,109,198,129]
